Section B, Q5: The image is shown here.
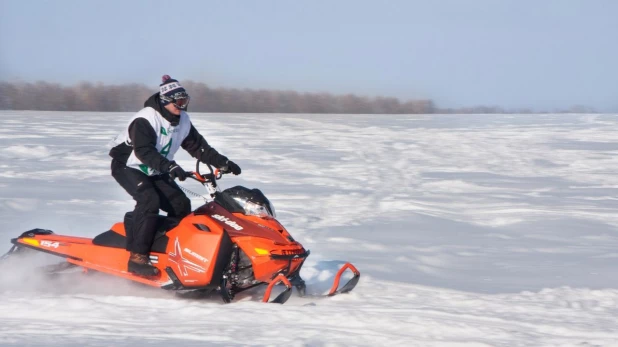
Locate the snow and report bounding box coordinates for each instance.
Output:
[1,111,618,346]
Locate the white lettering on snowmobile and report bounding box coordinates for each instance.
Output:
[41,240,59,248]
[184,248,208,263]
[168,238,206,277]
[211,214,244,230]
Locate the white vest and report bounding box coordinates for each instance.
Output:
[109,107,192,176]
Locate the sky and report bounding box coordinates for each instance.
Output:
[0,0,617,111]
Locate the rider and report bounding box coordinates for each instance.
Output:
[108,75,241,276]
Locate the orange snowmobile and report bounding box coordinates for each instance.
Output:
[2,161,359,304]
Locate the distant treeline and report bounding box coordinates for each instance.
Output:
[0,81,596,114]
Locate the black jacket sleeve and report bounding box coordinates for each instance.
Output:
[129,118,172,173]
[181,124,229,168]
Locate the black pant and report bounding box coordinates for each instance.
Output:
[111,159,191,254]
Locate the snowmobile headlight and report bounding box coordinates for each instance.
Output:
[233,197,276,218]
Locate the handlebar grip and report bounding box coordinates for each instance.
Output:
[186,171,204,183]
[184,168,227,184]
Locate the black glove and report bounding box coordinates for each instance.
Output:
[223,160,241,175]
[167,161,188,181]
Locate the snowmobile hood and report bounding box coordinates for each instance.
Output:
[195,202,291,243]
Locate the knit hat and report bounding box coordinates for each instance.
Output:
[159,75,189,109]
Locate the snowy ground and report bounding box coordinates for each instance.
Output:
[0,111,617,346]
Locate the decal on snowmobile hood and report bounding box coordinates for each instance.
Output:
[211,214,244,231]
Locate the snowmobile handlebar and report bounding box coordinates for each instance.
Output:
[185,159,230,186]
[186,170,220,184]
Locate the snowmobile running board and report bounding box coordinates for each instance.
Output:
[65,258,171,288]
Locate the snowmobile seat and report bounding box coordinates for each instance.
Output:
[92,213,179,253]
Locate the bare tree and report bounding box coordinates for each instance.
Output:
[0,80,595,114]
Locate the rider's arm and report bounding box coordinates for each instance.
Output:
[129,118,172,173]
[181,124,229,168]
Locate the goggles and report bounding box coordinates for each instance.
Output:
[161,92,190,110]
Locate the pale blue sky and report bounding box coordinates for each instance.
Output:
[1,0,616,111]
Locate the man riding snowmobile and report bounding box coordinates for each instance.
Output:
[108,75,241,277]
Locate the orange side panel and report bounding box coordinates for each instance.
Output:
[17,236,170,287]
[161,217,227,287]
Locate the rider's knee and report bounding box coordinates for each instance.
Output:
[135,190,160,213]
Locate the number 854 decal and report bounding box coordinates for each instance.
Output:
[40,240,61,248]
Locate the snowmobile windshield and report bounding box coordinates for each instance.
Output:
[215,186,277,218]
[232,197,276,218]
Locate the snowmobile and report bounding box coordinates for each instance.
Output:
[2,161,360,304]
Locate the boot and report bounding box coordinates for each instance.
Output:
[128,252,160,276]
